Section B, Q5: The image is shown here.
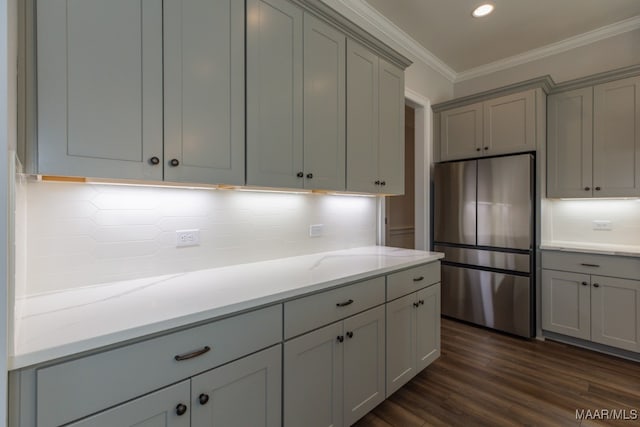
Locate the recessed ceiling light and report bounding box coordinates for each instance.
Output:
[472,3,494,18]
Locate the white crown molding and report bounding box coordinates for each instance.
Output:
[456,14,640,82]
[323,0,457,82]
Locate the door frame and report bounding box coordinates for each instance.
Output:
[379,88,432,251]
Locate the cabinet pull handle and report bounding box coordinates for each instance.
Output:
[337,335,344,343]
[580,263,600,267]
[346,331,354,339]
[584,187,590,191]
[413,276,424,282]
[174,346,211,361]
[593,283,600,288]
[296,172,304,178]
[581,281,588,286]
[149,156,160,165]
[198,393,210,405]
[176,403,188,416]
[336,299,354,307]
[170,158,180,167]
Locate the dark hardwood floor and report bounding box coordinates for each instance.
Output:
[354,318,640,427]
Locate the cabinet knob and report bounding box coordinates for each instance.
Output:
[336,335,344,343]
[584,187,590,191]
[149,156,160,165]
[581,281,588,286]
[170,158,180,167]
[346,331,354,339]
[419,299,425,305]
[484,146,489,150]
[380,181,386,186]
[374,180,381,185]
[306,173,313,179]
[476,148,481,152]
[176,404,188,416]
[296,172,304,178]
[593,283,600,288]
[198,393,210,405]
[413,302,420,308]
[595,186,601,191]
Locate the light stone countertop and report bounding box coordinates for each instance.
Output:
[11,246,443,370]
[540,241,640,258]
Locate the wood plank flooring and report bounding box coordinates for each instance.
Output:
[354,318,640,427]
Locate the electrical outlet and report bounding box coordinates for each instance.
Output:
[592,220,612,231]
[176,229,200,247]
[309,224,324,237]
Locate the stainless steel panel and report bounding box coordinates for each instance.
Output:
[441,264,531,337]
[434,245,530,273]
[477,154,532,250]
[433,160,476,245]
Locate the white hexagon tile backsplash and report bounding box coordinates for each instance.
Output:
[18,181,377,297]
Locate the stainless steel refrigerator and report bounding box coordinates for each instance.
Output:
[432,153,534,337]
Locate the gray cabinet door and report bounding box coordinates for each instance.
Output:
[591,275,640,352]
[415,284,440,371]
[547,88,594,198]
[191,345,282,427]
[284,322,343,427]
[439,103,483,161]
[303,13,346,191]
[67,381,190,427]
[163,0,244,185]
[378,59,405,195]
[346,39,379,193]
[343,306,385,426]
[246,0,303,188]
[37,0,163,180]
[385,292,415,397]
[593,76,640,197]
[541,270,591,340]
[484,90,536,156]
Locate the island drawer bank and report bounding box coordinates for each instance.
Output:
[8,247,443,427]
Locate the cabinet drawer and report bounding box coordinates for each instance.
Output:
[387,262,440,301]
[542,251,640,280]
[36,304,282,427]
[284,277,385,339]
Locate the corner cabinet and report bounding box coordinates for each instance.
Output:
[542,251,640,353]
[36,0,245,185]
[347,40,405,195]
[438,89,537,162]
[547,75,640,198]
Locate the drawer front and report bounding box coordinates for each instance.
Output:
[541,251,640,279]
[284,277,385,339]
[37,304,282,427]
[387,262,441,301]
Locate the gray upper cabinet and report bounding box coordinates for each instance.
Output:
[593,76,640,197]
[347,40,405,195]
[438,89,537,162]
[163,0,245,185]
[246,0,303,189]
[547,87,594,198]
[37,0,164,180]
[547,75,640,198]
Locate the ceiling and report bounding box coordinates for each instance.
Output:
[364,0,640,73]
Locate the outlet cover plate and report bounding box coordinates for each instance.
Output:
[176,229,201,247]
[309,224,324,237]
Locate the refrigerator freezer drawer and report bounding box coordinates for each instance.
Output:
[434,245,530,273]
[441,264,532,337]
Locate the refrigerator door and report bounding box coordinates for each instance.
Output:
[477,154,532,250]
[441,264,532,337]
[433,160,477,246]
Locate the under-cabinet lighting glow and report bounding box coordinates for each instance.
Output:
[472,3,494,18]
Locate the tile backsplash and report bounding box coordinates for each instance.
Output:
[17,180,377,297]
[545,199,640,247]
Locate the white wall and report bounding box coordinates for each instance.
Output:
[16,181,378,297]
[544,199,640,248]
[454,28,640,97]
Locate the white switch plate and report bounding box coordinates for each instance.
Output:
[592,220,612,231]
[309,224,324,237]
[176,229,200,247]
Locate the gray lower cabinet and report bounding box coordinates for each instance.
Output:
[547,75,640,198]
[386,283,440,397]
[346,40,404,195]
[284,305,385,427]
[37,0,244,185]
[542,251,640,353]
